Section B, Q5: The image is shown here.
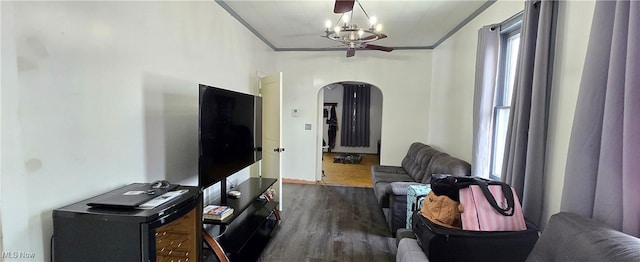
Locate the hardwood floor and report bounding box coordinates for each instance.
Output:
[321,153,378,188]
[258,183,396,262]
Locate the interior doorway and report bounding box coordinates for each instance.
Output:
[317,82,382,187]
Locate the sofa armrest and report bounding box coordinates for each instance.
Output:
[526,212,640,262]
[388,182,423,195]
[397,238,429,262]
[396,228,416,247]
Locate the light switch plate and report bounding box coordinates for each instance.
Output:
[292,108,300,117]
[305,124,312,130]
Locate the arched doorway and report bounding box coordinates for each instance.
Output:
[316,82,383,187]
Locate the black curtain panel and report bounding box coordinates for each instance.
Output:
[328,105,338,151]
[341,84,371,147]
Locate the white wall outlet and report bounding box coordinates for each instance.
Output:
[305,124,312,130]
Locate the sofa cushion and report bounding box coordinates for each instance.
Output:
[400,143,428,172]
[371,172,413,185]
[401,143,441,182]
[421,153,472,184]
[372,165,408,174]
[526,212,640,262]
[389,182,422,196]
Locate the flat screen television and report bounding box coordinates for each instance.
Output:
[198,84,262,189]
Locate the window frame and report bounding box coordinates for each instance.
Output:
[489,17,522,181]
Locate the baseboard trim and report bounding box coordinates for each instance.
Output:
[282,178,373,189]
[282,178,319,185]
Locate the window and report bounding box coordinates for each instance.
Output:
[490,23,521,180]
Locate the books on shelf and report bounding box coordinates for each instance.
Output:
[203,205,233,220]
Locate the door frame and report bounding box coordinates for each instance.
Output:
[259,72,283,210]
[315,82,383,183]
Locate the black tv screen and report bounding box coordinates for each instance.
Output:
[198,84,261,189]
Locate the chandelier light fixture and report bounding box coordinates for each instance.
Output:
[323,0,393,57]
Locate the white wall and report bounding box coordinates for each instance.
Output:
[276,50,432,182]
[322,84,383,154]
[429,0,596,227]
[1,1,275,260]
[428,0,525,161]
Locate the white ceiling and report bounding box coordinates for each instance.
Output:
[218,0,496,50]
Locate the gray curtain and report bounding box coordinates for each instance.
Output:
[341,84,371,147]
[561,0,640,237]
[502,0,557,226]
[472,25,500,178]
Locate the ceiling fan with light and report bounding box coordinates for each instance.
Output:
[323,0,394,58]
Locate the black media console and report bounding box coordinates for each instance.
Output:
[203,177,280,261]
[52,184,203,262]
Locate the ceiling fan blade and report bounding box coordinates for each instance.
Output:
[334,0,355,13]
[346,48,356,57]
[365,44,393,52]
[360,35,376,41]
[360,33,388,41]
[320,44,350,49]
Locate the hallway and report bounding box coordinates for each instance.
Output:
[321,152,378,187]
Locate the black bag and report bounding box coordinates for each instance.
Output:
[430,174,485,201]
[431,174,517,217]
[431,174,511,201]
[411,211,539,262]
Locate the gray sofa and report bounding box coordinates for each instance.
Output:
[396,212,640,262]
[371,142,471,236]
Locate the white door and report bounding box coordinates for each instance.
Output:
[259,72,283,209]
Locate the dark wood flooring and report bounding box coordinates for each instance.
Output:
[258,183,396,262]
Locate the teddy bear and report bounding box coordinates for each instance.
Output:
[420,191,465,229]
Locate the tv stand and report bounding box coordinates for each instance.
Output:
[203,177,280,261]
